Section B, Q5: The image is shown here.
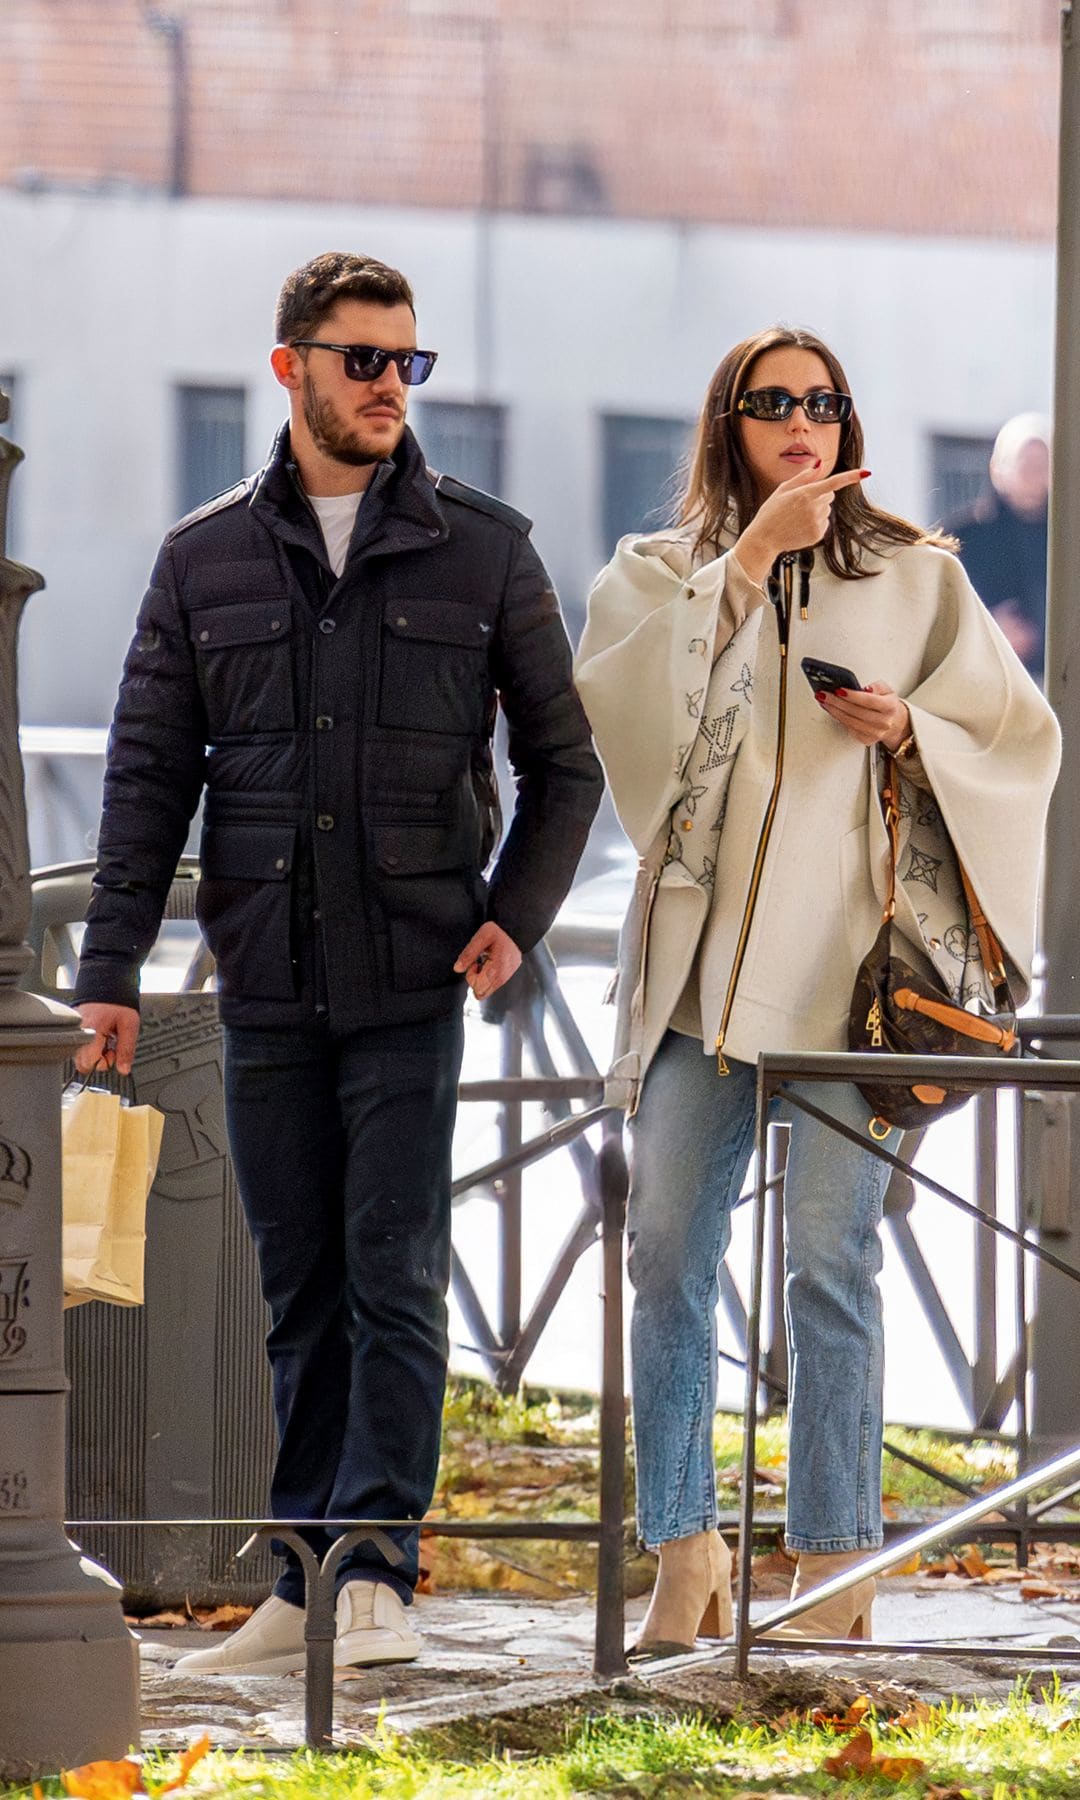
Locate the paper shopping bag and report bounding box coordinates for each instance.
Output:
[62,1087,164,1307]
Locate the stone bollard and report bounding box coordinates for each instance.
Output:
[0,390,140,1779]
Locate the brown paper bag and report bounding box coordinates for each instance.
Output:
[61,1087,164,1307]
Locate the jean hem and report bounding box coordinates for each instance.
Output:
[785,1533,884,1554]
[638,1516,718,1553]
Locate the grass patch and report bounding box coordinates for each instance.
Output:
[13,1682,1080,1798]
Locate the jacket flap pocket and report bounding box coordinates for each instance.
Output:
[190,597,292,650]
[200,823,296,881]
[383,598,490,649]
[373,824,465,875]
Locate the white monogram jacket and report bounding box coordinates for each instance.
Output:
[576,529,1061,1110]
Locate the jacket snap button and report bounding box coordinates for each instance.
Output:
[319,618,336,635]
[275,857,286,871]
[315,715,333,731]
[385,853,400,867]
[396,615,408,628]
[428,527,440,538]
[317,813,334,831]
[199,629,209,643]
[270,619,281,632]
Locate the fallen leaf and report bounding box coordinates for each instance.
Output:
[877,1754,928,1781]
[193,1604,252,1631]
[884,1551,922,1577]
[822,1727,875,1775]
[922,1554,961,1578]
[959,1545,990,1579]
[892,1700,933,1727]
[152,1734,211,1795]
[33,1787,44,1800]
[133,1610,191,1628]
[62,1760,144,1799]
[1020,1579,1068,1599]
[810,1695,873,1732]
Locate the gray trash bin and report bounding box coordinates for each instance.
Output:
[26,861,277,1608]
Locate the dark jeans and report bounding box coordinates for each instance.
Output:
[223,1010,465,1606]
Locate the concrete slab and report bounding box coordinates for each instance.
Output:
[135,1578,1080,1751]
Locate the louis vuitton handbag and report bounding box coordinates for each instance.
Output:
[848,755,1019,1136]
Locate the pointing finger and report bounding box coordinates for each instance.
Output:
[813,467,871,495]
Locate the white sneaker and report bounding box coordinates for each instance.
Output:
[172,1594,306,1676]
[334,1579,421,1668]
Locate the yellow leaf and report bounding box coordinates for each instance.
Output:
[62,1760,144,1799]
[876,1753,928,1781]
[884,1551,922,1577]
[151,1734,211,1796]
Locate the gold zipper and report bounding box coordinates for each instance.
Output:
[715,556,793,1074]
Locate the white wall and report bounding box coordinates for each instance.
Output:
[0,189,1053,727]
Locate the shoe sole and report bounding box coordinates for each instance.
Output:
[334,1640,421,1670]
[172,1651,308,1676]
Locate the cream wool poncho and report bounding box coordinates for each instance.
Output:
[576,529,1061,1111]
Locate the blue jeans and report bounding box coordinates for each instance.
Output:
[628,1031,898,1553]
[223,1011,464,1605]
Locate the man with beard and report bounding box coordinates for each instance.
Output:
[73,252,602,1673]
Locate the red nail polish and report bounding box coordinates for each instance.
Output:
[860,468,871,477]
[815,693,827,703]
[835,688,848,697]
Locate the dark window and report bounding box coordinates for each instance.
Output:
[177,385,246,515]
[415,401,505,496]
[928,431,996,523]
[602,413,690,550]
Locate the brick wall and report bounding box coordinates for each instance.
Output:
[1,0,1059,238]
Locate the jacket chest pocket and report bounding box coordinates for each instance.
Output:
[378,598,491,735]
[188,597,296,737]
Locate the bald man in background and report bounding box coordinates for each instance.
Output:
[946,413,1051,684]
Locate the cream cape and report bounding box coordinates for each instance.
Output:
[575,529,1061,1110]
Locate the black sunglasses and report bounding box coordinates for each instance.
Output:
[736,387,853,425]
[291,340,438,386]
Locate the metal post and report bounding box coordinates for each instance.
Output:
[1032,0,1080,1453]
[761,1122,788,1412]
[0,391,140,1778]
[593,1122,627,1677]
[495,1010,522,1374]
[973,1094,999,1423]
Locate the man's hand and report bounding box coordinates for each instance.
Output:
[454,921,522,1001]
[75,1003,141,1076]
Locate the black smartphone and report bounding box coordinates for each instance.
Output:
[801,656,864,697]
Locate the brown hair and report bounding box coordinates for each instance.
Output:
[681,324,956,580]
[274,251,415,344]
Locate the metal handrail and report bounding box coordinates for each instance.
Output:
[727,1043,1080,1675]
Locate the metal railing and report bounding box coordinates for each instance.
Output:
[30,860,631,1744]
[728,1042,1080,1671]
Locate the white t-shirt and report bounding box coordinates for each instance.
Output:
[307,490,364,577]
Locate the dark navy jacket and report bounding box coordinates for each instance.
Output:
[75,424,603,1030]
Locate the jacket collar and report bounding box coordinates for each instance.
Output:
[248,422,449,564]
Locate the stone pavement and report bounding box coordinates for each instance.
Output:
[138,1579,1080,1751]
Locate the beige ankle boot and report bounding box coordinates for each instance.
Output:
[765,1549,875,1642]
[629,1528,733,1660]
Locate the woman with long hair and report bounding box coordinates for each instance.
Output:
[576,325,1059,1654]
